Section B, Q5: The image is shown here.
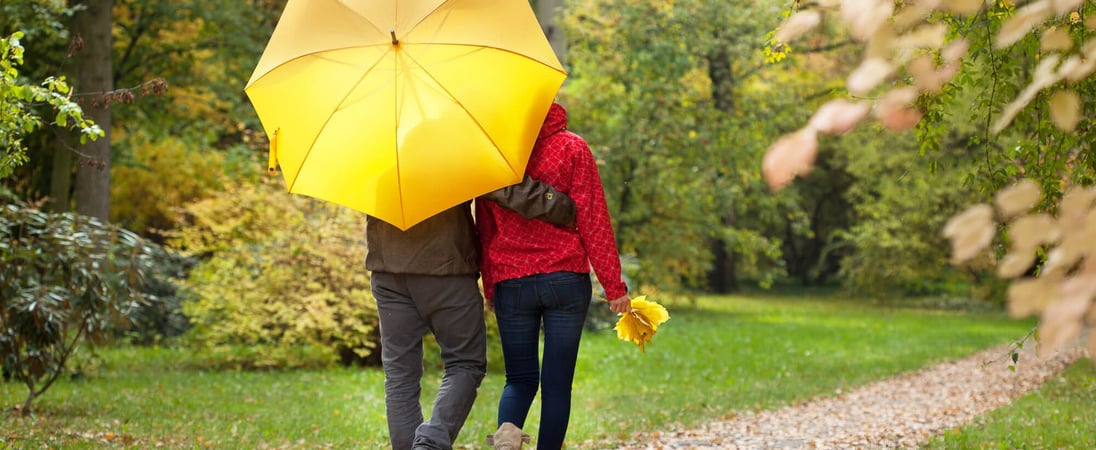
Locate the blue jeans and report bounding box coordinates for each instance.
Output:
[493,271,591,450]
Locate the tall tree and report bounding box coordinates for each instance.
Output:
[70,0,113,220]
[1,1,101,189]
[564,0,966,296]
[560,0,850,294]
[104,0,282,236]
[5,0,282,230]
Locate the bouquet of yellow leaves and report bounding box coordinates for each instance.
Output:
[614,295,669,352]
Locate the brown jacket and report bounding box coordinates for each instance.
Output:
[365,177,575,275]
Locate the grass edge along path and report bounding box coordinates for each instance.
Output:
[0,294,1042,449]
[624,343,1086,449]
[923,353,1096,450]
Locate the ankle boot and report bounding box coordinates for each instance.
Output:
[486,422,530,450]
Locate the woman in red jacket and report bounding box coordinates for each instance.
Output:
[477,102,632,449]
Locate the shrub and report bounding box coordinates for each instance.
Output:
[168,179,379,370]
[110,134,261,241]
[0,190,171,414]
[119,249,195,344]
[110,136,229,239]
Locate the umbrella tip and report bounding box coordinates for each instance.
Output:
[390,29,398,46]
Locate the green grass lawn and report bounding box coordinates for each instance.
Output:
[922,360,1096,450]
[1,293,1042,449]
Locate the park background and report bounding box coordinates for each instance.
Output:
[2,0,1095,448]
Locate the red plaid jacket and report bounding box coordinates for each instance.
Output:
[476,103,628,301]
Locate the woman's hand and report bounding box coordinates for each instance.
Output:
[608,294,632,314]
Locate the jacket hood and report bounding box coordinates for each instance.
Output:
[538,102,568,140]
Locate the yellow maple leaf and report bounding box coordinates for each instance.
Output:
[614,295,670,352]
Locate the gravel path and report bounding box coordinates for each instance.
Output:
[621,344,1084,450]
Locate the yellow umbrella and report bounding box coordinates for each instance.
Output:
[244,0,567,230]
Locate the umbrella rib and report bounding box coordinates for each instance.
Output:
[286,47,396,203]
[400,47,515,177]
[392,53,405,227]
[250,45,392,92]
[407,42,567,77]
[404,0,457,38]
[401,44,566,177]
[331,0,388,41]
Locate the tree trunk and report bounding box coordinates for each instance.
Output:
[707,210,739,293]
[707,237,738,293]
[71,0,113,221]
[21,389,35,417]
[48,136,73,213]
[534,0,566,65]
[705,42,739,292]
[707,44,735,113]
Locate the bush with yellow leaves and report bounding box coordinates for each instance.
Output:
[111,134,255,239]
[168,178,378,369]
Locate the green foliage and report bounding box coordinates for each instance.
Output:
[168,179,378,370]
[2,0,278,233]
[836,127,990,298]
[109,1,269,134]
[926,2,1096,202]
[105,0,284,157]
[0,189,170,415]
[904,3,1096,305]
[559,0,791,293]
[101,0,280,238]
[0,31,102,181]
[103,0,275,235]
[0,0,73,40]
[119,256,193,345]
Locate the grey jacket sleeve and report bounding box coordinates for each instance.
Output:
[483,176,576,226]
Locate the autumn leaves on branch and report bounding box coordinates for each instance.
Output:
[762,0,1096,362]
[762,0,1093,191]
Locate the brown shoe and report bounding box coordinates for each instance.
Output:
[486,422,530,450]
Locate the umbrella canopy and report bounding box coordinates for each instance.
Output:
[245,0,567,230]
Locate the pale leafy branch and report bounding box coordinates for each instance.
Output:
[765,0,1096,361]
[943,180,1096,361]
